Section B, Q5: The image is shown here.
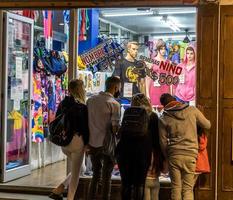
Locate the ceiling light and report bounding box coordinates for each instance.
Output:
[160,16,181,32]
[102,12,153,17]
[153,34,195,39]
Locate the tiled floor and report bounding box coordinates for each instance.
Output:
[0,161,67,188]
[0,192,67,200]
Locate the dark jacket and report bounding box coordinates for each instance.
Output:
[56,96,89,145]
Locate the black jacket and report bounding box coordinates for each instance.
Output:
[56,96,89,145]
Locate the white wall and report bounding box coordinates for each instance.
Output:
[31,138,65,170]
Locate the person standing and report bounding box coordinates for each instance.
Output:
[116,93,163,200]
[49,79,89,200]
[87,76,121,200]
[159,93,211,200]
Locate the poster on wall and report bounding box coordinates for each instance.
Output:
[78,39,124,72]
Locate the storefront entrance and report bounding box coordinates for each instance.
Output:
[1,1,233,200]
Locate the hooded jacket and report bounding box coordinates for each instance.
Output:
[159,101,211,158]
[174,45,196,102]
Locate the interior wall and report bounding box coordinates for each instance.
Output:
[31,139,65,170]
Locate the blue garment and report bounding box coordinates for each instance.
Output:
[172,52,180,64]
[175,95,189,104]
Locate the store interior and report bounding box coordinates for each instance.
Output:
[1,7,196,184]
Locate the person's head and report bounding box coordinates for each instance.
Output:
[156,39,166,57]
[131,93,153,114]
[160,93,176,107]
[68,79,86,104]
[173,44,180,52]
[105,76,121,98]
[186,46,195,63]
[127,41,139,59]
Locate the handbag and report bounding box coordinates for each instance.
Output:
[103,130,118,162]
[47,50,67,76]
[49,105,73,146]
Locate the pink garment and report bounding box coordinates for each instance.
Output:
[149,62,170,106]
[43,11,53,39]
[174,45,196,102]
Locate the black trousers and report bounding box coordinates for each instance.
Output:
[87,146,114,200]
[116,136,152,200]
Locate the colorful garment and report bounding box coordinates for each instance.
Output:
[148,59,170,106]
[179,41,189,61]
[32,73,44,142]
[7,111,27,163]
[174,45,196,102]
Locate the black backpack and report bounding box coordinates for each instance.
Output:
[120,106,149,137]
[49,105,73,146]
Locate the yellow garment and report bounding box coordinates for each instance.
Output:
[62,51,69,63]
[8,110,23,130]
[78,56,86,70]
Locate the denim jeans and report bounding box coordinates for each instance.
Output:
[87,146,114,200]
[169,155,196,200]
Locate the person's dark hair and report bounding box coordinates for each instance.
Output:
[156,39,166,51]
[186,46,194,52]
[105,76,121,91]
[160,93,176,107]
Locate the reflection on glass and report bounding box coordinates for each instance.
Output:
[6,18,30,170]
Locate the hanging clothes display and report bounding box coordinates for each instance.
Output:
[32,73,44,143]
[43,10,53,49]
[79,9,90,41]
[32,41,68,143]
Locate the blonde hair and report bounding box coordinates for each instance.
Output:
[131,93,153,115]
[127,41,139,50]
[68,79,86,104]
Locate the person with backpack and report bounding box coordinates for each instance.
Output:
[49,79,89,200]
[116,93,162,200]
[87,76,121,200]
[159,93,211,200]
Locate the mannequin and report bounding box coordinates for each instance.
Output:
[146,39,170,106]
[174,45,196,104]
[113,41,146,99]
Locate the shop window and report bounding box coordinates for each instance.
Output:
[1,9,70,182]
[77,7,197,182]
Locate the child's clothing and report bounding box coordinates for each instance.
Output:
[144,177,160,200]
[196,134,210,173]
[144,153,160,200]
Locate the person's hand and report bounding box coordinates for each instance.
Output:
[85,145,91,154]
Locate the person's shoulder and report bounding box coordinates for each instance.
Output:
[187,105,196,111]
[150,111,159,119]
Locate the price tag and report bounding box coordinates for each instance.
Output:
[15,57,23,79]
[123,82,133,97]
[179,74,185,84]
